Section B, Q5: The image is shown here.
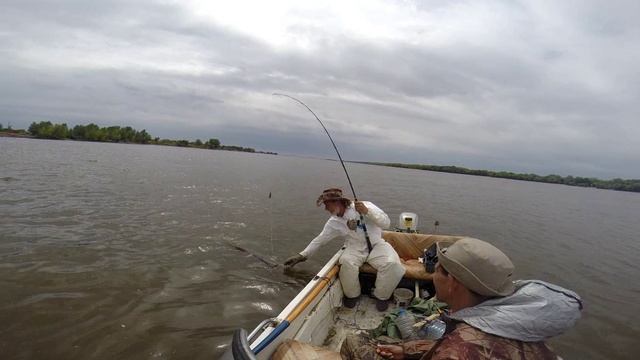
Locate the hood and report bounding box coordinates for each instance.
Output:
[448,280,582,342]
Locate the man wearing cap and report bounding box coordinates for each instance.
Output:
[341,237,582,359]
[284,188,405,311]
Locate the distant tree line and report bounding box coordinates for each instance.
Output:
[27,121,152,143]
[20,121,274,154]
[366,162,640,193]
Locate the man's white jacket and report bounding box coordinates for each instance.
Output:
[300,201,390,258]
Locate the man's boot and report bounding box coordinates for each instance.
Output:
[343,296,359,308]
[376,298,389,311]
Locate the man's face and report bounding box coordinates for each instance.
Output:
[324,200,344,216]
[433,263,453,302]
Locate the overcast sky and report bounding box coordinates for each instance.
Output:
[1,1,639,179]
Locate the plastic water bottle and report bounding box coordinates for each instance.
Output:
[417,319,447,340]
[396,309,416,339]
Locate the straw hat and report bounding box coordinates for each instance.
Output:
[437,237,515,297]
[316,188,350,206]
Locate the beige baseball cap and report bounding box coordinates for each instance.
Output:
[437,237,515,297]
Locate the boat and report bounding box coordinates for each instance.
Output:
[221,217,464,360]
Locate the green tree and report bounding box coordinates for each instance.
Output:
[194,139,203,147]
[121,126,135,142]
[29,121,54,138]
[28,121,41,135]
[71,125,86,140]
[134,129,151,144]
[105,126,122,142]
[207,138,220,149]
[84,123,103,141]
[50,123,69,139]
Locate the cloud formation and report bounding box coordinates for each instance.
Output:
[1,0,639,178]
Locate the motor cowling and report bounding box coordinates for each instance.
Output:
[397,212,418,233]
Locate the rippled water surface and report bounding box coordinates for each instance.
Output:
[1,138,639,359]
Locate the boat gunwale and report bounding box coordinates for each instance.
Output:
[250,248,344,354]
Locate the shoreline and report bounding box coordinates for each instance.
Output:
[0,132,33,139]
[359,161,640,193]
[0,130,277,155]
[4,131,637,193]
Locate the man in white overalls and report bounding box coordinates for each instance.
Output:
[284,188,405,311]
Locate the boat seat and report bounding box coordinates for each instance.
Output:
[359,231,464,281]
[271,339,341,360]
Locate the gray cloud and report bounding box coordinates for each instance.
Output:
[1,0,638,178]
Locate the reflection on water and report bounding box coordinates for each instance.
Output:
[1,137,639,359]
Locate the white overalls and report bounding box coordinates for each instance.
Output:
[299,202,405,300]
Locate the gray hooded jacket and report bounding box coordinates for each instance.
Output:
[448,280,582,342]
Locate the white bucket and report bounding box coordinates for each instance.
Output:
[393,288,414,308]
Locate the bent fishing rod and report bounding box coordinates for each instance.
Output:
[273,93,373,253]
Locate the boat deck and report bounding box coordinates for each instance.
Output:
[323,296,391,352]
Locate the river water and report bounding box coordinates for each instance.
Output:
[1,137,638,359]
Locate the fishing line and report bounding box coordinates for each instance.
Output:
[269,191,274,257]
[273,93,373,252]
